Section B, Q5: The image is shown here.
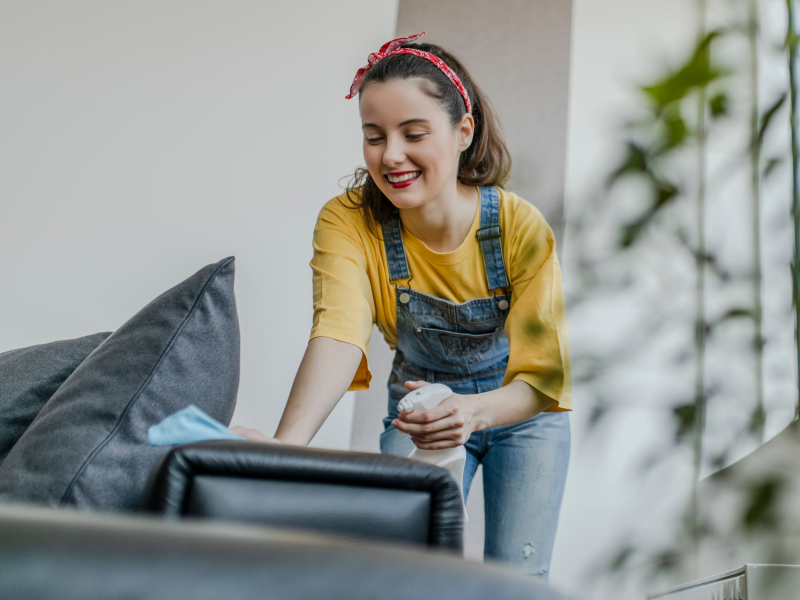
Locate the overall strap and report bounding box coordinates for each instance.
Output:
[476,186,510,291]
[381,209,411,282]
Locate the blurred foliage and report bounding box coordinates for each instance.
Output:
[563,0,799,592]
[605,30,730,250]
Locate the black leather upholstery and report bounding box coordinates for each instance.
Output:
[141,440,464,550]
[186,475,433,545]
[0,501,571,600]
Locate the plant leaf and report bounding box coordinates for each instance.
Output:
[756,93,787,150]
[641,30,727,107]
[708,92,729,118]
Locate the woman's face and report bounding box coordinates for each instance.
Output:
[359,78,473,209]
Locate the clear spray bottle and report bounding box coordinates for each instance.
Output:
[396,383,468,523]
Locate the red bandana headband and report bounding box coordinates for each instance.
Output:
[345,31,472,114]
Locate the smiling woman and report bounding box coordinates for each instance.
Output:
[231,31,572,581]
[342,32,511,240]
[356,79,483,252]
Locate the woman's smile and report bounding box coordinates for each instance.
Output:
[386,170,421,188]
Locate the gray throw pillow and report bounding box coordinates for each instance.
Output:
[0,256,240,511]
[0,332,112,465]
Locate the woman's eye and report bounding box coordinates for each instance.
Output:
[365,134,424,144]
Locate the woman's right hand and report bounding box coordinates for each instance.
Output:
[229,425,283,444]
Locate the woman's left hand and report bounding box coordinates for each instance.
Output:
[391,380,479,449]
[229,426,283,444]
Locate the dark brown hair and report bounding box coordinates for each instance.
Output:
[339,41,512,238]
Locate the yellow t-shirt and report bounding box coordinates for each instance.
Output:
[308,185,572,412]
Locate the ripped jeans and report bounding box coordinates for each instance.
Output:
[380,369,571,580]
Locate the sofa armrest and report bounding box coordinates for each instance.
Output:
[0,501,572,600]
[140,440,464,550]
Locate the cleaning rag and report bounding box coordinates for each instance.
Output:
[148,403,245,446]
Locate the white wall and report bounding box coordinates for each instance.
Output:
[0,0,400,449]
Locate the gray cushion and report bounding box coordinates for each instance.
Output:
[0,257,240,511]
[0,332,112,465]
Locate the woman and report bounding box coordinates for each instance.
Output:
[231,32,572,580]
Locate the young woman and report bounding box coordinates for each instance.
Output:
[231,31,572,580]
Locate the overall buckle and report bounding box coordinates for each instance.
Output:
[476,226,501,241]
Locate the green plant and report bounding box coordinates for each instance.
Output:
[564,0,798,591]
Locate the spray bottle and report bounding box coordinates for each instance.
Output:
[396,383,468,523]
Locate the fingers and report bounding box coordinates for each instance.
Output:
[395,398,455,426]
[412,419,466,442]
[229,426,279,443]
[392,412,465,440]
[404,379,430,390]
[412,438,460,450]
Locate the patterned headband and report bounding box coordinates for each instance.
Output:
[344,31,472,114]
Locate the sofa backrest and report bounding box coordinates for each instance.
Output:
[141,440,465,550]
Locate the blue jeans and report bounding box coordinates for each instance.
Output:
[380,374,570,580]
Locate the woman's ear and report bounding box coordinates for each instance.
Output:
[458,113,474,152]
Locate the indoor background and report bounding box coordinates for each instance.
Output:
[2,2,796,599]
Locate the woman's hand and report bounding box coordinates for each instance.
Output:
[391,380,479,449]
[229,425,283,444]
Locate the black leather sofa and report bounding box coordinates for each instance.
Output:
[142,439,464,549]
[0,439,575,600]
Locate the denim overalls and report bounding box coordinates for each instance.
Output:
[378,185,570,580]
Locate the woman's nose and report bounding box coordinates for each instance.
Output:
[382,135,406,166]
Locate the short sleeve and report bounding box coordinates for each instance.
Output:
[502,205,572,411]
[308,201,376,390]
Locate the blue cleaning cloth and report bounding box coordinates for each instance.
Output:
[148,404,246,446]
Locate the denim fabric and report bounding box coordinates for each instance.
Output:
[378,186,570,579]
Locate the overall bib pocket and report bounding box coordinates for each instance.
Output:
[414,325,505,364]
